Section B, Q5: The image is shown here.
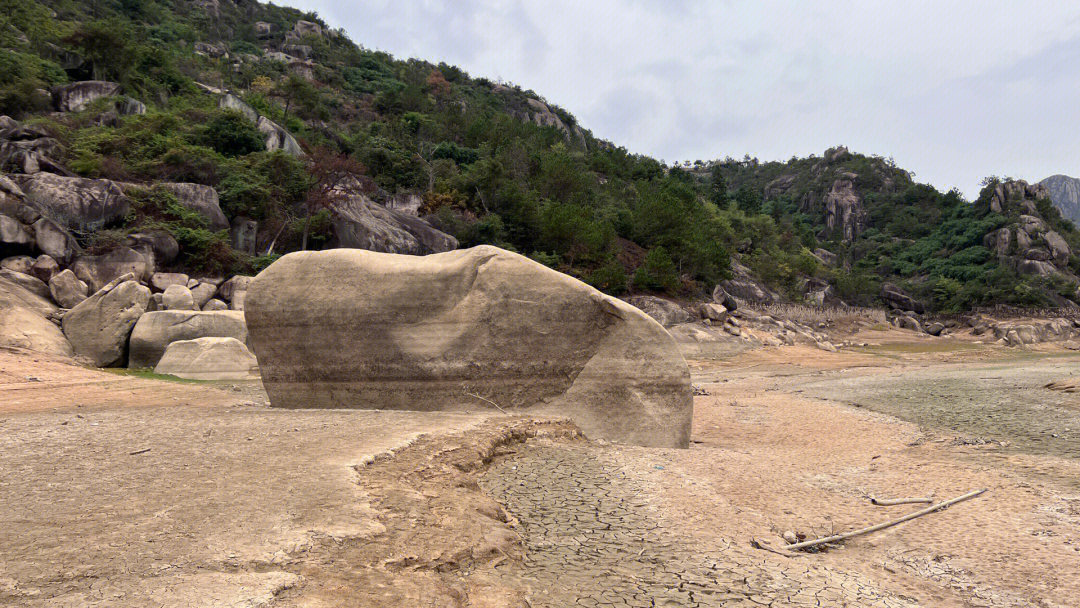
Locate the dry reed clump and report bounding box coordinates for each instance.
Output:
[751,303,887,325]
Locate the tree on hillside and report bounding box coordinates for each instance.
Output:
[65,19,135,81]
[708,164,728,205]
[276,74,319,121]
[301,148,370,250]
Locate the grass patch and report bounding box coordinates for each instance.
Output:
[100,367,211,384]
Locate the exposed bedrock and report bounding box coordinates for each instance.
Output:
[245,245,693,448]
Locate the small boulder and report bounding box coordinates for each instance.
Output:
[29,254,58,283]
[150,272,189,292]
[925,322,945,337]
[0,214,33,246]
[62,275,150,367]
[161,284,197,310]
[48,269,88,309]
[154,337,259,380]
[1,255,34,274]
[202,298,228,311]
[697,302,728,322]
[190,282,217,307]
[219,275,253,302]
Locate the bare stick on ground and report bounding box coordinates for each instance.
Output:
[870,496,934,506]
[787,489,988,552]
[465,391,509,414]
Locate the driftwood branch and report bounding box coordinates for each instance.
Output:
[787,489,987,552]
[869,496,934,506]
[465,391,508,415]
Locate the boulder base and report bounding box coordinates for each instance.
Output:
[245,246,693,448]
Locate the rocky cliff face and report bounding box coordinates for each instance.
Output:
[983,179,1076,282]
[1040,174,1080,226]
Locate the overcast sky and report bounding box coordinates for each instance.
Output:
[285,1,1080,198]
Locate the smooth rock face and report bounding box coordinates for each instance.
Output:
[62,277,150,367]
[128,310,249,369]
[1,255,34,274]
[190,282,217,307]
[0,275,71,357]
[245,246,693,448]
[154,337,259,380]
[32,218,77,262]
[162,284,196,310]
[48,269,88,309]
[202,298,228,311]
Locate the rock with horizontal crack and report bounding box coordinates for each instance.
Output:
[245,245,694,448]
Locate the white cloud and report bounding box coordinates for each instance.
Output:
[287,0,1080,196]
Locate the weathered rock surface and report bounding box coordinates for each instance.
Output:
[128,310,249,369]
[71,247,153,293]
[62,275,150,367]
[328,181,457,254]
[1,255,34,274]
[0,214,33,246]
[190,282,217,307]
[51,81,120,112]
[48,269,88,309]
[624,296,690,328]
[125,231,179,265]
[824,177,865,242]
[17,173,130,232]
[245,246,693,448]
[0,274,71,357]
[202,298,228,311]
[881,283,924,313]
[231,216,258,253]
[153,337,259,380]
[0,268,50,299]
[1041,174,1080,225]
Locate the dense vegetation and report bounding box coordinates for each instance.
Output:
[3,0,1079,311]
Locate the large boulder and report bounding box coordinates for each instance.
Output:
[128,310,249,369]
[257,116,303,155]
[62,275,150,367]
[154,337,259,380]
[0,275,71,357]
[48,269,88,309]
[150,272,189,292]
[624,295,690,328]
[881,283,925,314]
[328,182,458,254]
[70,247,153,293]
[824,177,865,242]
[718,278,774,306]
[51,81,120,112]
[135,183,229,231]
[245,246,694,448]
[1044,230,1071,267]
[31,218,78,262]
[0,268,50,299]
[125,230,179,265]
[17,173,130,232]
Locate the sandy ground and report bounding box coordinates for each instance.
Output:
[2,336,1079,606]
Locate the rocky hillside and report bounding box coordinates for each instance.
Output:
[1,0,1078,316]
[1040,174,1080,226]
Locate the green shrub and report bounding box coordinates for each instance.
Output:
[200,110,266,157]
[633,247,679,292]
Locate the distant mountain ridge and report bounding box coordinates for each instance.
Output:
[1040,175,1080,226]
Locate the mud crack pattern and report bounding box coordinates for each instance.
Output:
[482,444,919,607]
